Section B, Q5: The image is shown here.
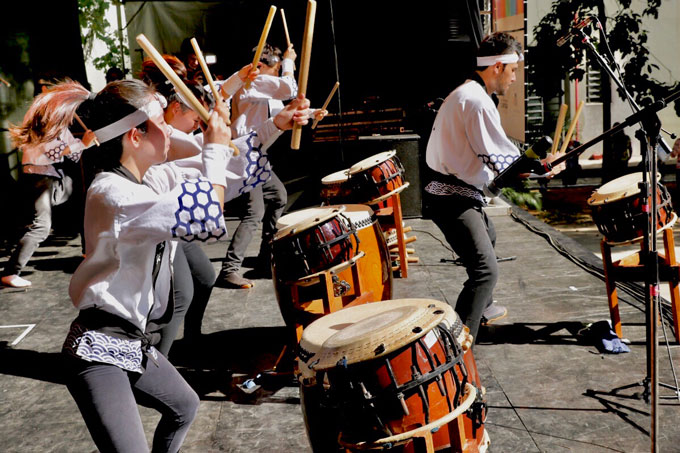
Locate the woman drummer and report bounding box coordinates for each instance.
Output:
[11,77,313,451]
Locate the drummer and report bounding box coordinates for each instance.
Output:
[424,32,563,343]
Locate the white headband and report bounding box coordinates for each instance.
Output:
[92,96,166,144]
[476,52,524,67]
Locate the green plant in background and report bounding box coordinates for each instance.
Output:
[502,184,543,211]
[78,0,127,71]
[530,0,679,117]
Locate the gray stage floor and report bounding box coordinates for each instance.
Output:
[1,202,680,452]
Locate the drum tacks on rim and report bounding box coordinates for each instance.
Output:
[298,299,488,453]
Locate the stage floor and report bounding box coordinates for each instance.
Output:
[1,202,680,452]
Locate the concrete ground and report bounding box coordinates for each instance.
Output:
[1,197,680,452]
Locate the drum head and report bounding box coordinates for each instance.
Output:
[348,151,397,175]
[588,172,659,206]
[321,169,351,185]
[301,299,457,372]
[274,206,346,241]
[328,204,374,230]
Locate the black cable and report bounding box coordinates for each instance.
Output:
[327,0,344,163]
[123,1,147,31]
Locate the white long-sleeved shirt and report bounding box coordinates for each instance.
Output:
[230,59,297,138]
[425,79,520,199]
[168,118,283,200]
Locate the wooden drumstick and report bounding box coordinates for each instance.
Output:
[558,100,585,155]
[311,81,339,130]
[291,0,317,150]
[246,5,277,89]
[551,103,568,155]
[281,9,291,49]
[136,34,238,155]
[190,38,231,126]
[0,77,10,87]
[73,113,100,147]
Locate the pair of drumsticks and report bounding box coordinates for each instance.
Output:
[551,100,585,155]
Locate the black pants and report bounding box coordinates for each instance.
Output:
[427,194,498,342]
[221,172,287,274]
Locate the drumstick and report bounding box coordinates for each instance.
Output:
[551,103,568,155]
[190,38,231,126]
[291,0,317,150]
[281,9,291,48]
[311,81,339,130]
[558,100,585,155]
[73,113,100,147]
[246,5,277,89]
[136,34,238,155]
[0,77,10,87]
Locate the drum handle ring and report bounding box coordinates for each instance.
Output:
[338,383,478,450]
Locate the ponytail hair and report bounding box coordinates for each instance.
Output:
[10,80,91,148]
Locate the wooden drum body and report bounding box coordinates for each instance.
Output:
[588,172,675,244]
[272,205,393,331]
[320,169,353,205]
[298,299,489,453]
[348,150,408,205]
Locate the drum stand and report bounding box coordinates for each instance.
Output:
[372,191,418,278]
[600,222,680,344]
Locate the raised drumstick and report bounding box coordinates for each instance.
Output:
[551,103,568,155]
[281,9,291,48]
[291,0,317,150]
[246,5,277,89]
[136,34,238,155]
[558,100,585,155]
[311,81,339,130]
[190,37,231,126]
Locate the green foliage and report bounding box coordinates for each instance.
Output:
[501,186,543,211]
[530,0,680,117]
[78,0,127,71]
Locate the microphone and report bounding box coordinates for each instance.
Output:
[557,17,593,47]
[485,136,553,196]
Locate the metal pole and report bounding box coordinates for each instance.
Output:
[115,1,127,75]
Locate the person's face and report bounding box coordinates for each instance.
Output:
[187,54,199,70]
[495,62,518,96]
[139,111,171,165]
[167,101,201,133]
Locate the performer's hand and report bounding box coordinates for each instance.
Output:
[238,63,260,82]
[283,45,297,62]
[213,97,231,125]
[312,109,328,121]
[82,130,97,148]
[543,152,566,178]
[671,138,680,158]
[273,94,311,130]
[204,107,231,146]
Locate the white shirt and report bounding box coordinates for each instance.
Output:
[69,148,228,333]
[168,119,283,200]
[21,129,90,177]
[230,59,297,138]
[425,79,519,194]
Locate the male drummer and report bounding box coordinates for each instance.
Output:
[424,32,562,343]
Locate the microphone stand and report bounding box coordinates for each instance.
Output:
[558,25,680,453]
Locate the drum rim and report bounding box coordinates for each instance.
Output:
[302,299,456,371]
[366,181,410,204]
[321,168,351,184]
[588,172,660,206]
[274,205,347,240]
[348,150,397,175]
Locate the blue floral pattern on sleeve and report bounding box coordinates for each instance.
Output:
[477,153,520,177]
[238,132,272,195]
[172,178,227,242]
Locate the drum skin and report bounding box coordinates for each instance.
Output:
[272,205,393,331]
[298,300,488,453]
[588,173,674,243]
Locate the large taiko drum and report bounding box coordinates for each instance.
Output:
[298,299,489,453]
[272,205,393,330]
[587,172,676,244]
[320,169,353,205]
[347,150,409,205]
